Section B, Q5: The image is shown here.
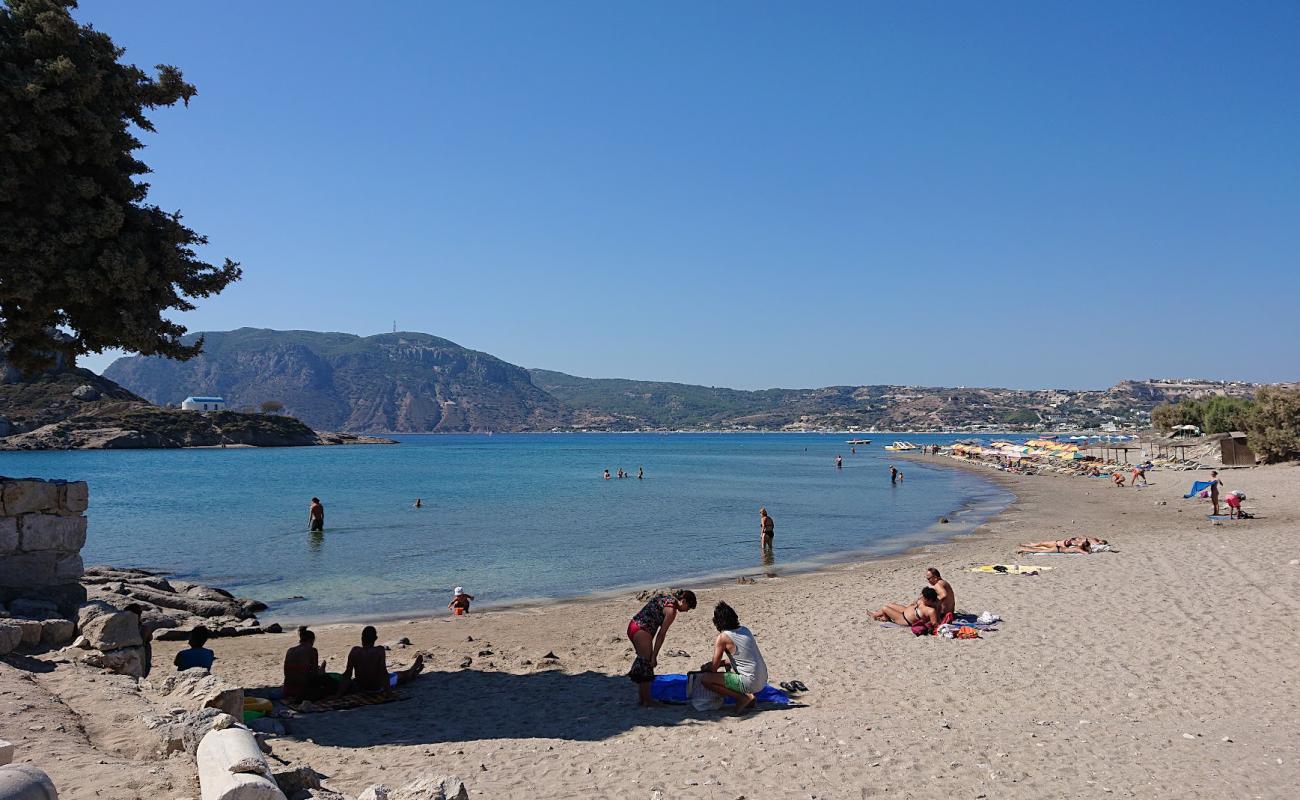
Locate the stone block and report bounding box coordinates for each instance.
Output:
[15,619,42,648]
[57,482,88,514]
[7,598,59,618]
[0,552,57,587]
[18,514,87,552]
[0,518,17,554]
[1,480,59,516]
[0,738,12,766]
[40,618,76,647]
[0,764,58,799]
[0,622,22,655]
[53,553,84,580]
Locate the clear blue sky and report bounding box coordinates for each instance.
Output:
[74,1,1300,389]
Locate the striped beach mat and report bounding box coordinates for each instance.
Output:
[286,689,403,713]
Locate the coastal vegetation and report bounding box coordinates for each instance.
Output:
[1151,388,1300,463]
[0,0,239,374]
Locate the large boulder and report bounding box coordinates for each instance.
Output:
[77,601,143,650]
[71,384,101,401]
[14,619,43,648]
[390,776,469,800]
[0,764,58,799]
[151,669,245,719]
[81,645,145,678]
[272,765,324,797]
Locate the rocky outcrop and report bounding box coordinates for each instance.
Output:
[150,670,245,719]
[81,566,272,640]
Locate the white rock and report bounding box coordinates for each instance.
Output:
[390,775,469,800]
[196,727,286,800]
[356,786,390,800]
[151,670,245,718]
[81,645,145,678]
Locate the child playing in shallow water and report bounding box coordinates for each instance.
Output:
[448,587,474,615]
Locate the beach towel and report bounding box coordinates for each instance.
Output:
[284,689,402,713]
[882,612,1000,633]
[1207,515,1236,521]
[1185,481,1213,498]
[650,674,789,706]
[969,564,1052,574]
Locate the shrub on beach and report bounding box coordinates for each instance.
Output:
[1244,387,1300,463]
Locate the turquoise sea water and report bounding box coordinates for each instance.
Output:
[0,433,1014,621]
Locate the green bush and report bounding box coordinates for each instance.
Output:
[1245,386,1300,463]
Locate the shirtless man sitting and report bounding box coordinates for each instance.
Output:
[338,625,425,694]
[871,587,942,632]
[925,568,955,618]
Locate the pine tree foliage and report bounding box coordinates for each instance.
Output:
[0,0,240,373]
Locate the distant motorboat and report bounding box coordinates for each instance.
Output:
[845,438,872,445]
[884,441,918,451]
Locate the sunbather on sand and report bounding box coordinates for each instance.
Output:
[283,626,336,701]
[1016,536,1101,553]
[871,587,942,631]
[338,625,424,694]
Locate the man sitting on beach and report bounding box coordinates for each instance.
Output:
[925,568,955,617]
[338,625,425,694]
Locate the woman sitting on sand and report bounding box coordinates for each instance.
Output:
[871,587,943,633]
[696,601,768,714]
[283,626,337,701]
[1016,536,1104,554]
[626,588,697,706]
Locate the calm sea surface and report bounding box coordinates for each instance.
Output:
[0,433,1015,621]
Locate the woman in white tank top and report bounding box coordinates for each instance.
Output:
[696,601,768,713]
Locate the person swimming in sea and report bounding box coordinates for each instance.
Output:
[637,466,644,480]
[603,469,611,480]
[413,498,423,508]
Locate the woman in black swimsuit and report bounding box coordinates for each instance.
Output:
[871,587,941,630]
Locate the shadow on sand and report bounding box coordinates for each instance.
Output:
[284,668,762,747]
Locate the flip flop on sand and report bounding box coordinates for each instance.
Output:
[790,680,809,692]
[779,681,797,693]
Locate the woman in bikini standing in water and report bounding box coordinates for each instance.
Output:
[626,588,697,706]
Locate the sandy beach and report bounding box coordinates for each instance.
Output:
[7,458,1300,799]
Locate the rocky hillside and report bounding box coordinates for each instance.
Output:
[105,329,566,433]
[100,328,1273,433]
[0,348,393,449]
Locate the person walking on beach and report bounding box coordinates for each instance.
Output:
[759,507,775,549]
[308,497,325,532]
[1208,470,1225,515]
[626,589,697,706]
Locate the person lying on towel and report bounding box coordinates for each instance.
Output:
[1016,537,1104,554]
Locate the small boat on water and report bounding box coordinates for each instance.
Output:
[884,441,918,451]
[845,438,872,445]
